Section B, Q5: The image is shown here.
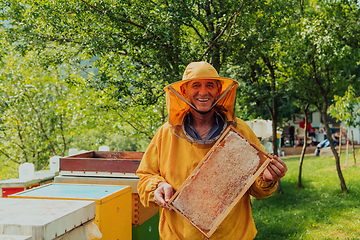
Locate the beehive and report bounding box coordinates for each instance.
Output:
[168,126,272,238]
[10,183,132,240]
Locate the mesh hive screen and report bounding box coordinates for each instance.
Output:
[169,126,271,238]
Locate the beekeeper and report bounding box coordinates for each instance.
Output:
[136,61,287,239]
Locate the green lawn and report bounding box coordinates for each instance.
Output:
[253,149,360,240]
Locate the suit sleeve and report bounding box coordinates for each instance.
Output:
[136,131,167,207]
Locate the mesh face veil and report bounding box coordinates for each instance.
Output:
[164,62,239,143]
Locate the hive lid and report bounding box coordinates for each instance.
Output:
[0,170,55,188]
[9,183,131,204]
[0,198,95,240]
[0,235,32,240]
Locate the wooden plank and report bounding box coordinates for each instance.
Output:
[132,193,159,226]
[68,151,95,158]
[60,158,141,173]
[62,151,144,160]
[93,151,144,159]
[168,125,272,238]
[59,151,144,173]
[132,194,140,225]
[54,176,140,193]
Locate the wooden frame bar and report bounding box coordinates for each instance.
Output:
[60,151,144,174]
[168,126,272,238]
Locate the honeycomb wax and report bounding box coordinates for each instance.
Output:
[171,131,260,231]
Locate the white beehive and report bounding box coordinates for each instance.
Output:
[0,198,95,240]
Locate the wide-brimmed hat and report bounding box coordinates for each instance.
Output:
[164,61,239,127]
[164,61,238,95]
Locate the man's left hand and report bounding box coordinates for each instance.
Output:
[262,155,287,182]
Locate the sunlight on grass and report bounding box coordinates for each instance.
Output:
[253,148,360,240]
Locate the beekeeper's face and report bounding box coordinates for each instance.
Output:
[182,79,221,113]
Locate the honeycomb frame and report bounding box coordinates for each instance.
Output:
[168,125,272,238]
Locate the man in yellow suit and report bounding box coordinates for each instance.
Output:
[137,62,287,239]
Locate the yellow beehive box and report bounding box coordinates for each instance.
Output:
[54,175,159,227]
[9,183,132,240]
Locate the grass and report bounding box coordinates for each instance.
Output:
[252,148,360,240]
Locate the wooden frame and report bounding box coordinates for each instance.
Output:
[168,125,272,238]
[132,193,159,227]
[60,151,144,175]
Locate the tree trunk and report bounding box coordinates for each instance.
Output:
[273,108,284,194]
[298,104,309,189]
[273,107,283,194]
[276,179,283,194]
[261,56,283,194]
[352,130,356,165]
[345,127,350,166]
[269,77,278,159]
[321,109,347,192]
[271,79,282,194]
[338,126,342,161]
[272,106,278,159]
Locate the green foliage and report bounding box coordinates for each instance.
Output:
[0,0,250,81]
[68,128,150,153]
[328,85,360,128]
[97,84,167,140]
[2,0,359,130]
[1,0,260,139]
[253,149,360,239]
[0,47,117,170]
[0,159,18,180]
[283,1,360,110]
[224,0,301,159]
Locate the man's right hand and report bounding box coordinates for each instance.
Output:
[154,181,174,211]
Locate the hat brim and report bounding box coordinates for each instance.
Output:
[164,77,239,96]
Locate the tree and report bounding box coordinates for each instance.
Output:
[297,103,314,188]
[328,85,360,165]
[0,0,284,139]
[283,1,360,192]
[228,0,298,153]
[0,47,112,169]
[226,0,301,193]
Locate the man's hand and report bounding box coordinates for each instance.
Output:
[154,181,174,211]
[263,155,287,182]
